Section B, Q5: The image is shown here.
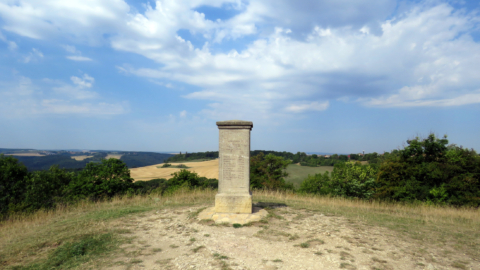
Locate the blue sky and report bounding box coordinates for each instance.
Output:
[1,0,479,154]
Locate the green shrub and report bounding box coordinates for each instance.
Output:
[134,178,167,194]
[250,152,293,190]
[65,158,135,201]
[0,155,29,216]
[21,166,74,212]
[376,134,480,206]
[299,162,378,199]
[161,163,172,168]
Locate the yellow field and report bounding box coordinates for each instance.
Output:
[71,155,93,161]
[130,159,219,181]
[106,154,123,159]
[6,153,45,157]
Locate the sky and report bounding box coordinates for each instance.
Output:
[0,0,479,154]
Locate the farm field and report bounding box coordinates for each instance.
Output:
[71,155,93,161]
[285,164,334,188]
[131,159,332,188]
[106,154,122,159]
[5,152,45,157]
[130,159,219,181]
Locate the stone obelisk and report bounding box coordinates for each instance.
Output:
[215,120,253,214]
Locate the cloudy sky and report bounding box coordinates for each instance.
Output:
[0,0,479,154]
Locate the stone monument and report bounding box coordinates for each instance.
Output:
[197,120,267,224]
[215,120,253,214]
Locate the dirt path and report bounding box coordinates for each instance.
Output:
[105,205,477,270]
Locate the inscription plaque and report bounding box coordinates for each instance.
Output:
[215,120,253,213]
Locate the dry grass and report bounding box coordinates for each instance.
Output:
[130,159,219,181]
[253,190,480,259]
[1,189,479,268]
[5,153,45,157]
[106,154,123,159]
[71,155,93,161]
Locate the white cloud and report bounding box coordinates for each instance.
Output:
[0,74,127,118]
[180,110,187,117]
[0,0,130,44]
[285,101,329,113]
[1,0,480,120]
[1,31,18,50]
[63,45,93,61]
[62,45,78,53]
[22,48,43,63]
[66,56,93,61]
[71,74,94,88]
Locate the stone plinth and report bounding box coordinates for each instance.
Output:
[215,120,253,214]
[198,207,268,224]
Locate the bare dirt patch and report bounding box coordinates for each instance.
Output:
[130,159,219,181]
[104,205,478,270]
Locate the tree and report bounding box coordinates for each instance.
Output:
[299,162,378,199]
[167,169,200,192]
[66,158,135,200]
[0,155,29,215]
[375,134,480,206]
[22,166,74,212]
[250,153,292,190]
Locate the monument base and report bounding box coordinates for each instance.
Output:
[215,193,252,213]
[198,207,267,224]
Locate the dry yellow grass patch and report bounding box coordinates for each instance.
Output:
[6,153,45,157]
[106,154,123,159]
[71,155,93,161]
[130,159,219,181]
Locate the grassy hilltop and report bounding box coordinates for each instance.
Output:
[1,134,480,268]
[1,190,479,269]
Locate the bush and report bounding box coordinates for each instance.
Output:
[250,152,293,191]
[0,155,29,215]
[21,166,74,212]
[376,134,480,206]
[299,162,378,199]
[133,178,167,194]
[65,158,135,201]
[162,169,218,193]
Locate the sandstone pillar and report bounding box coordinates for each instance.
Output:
[215,120,253,214]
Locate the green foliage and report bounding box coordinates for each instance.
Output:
[21,166,74,212]
[119,152,173,168]
[299,162,379,199]
[165,151,218,163]
[133,178,167,194]
[161,163,172,167]
[0,155,29,216]
[16,233,115,270]
[250,152,293,190]
[163,169,218,193]
[65,158,135,201]
[376,134,480,206]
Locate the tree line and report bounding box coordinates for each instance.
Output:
[1,133,479,220]
[165,149,380,166]
[248,134,480,207]
[0,156,217,219]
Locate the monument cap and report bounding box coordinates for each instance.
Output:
[216,120,253,129]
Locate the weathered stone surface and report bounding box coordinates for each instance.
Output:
[215,194,252,214]
[197,207,268,224]
[215,120,253,213]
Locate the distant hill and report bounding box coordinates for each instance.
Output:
[0,148,173,171]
